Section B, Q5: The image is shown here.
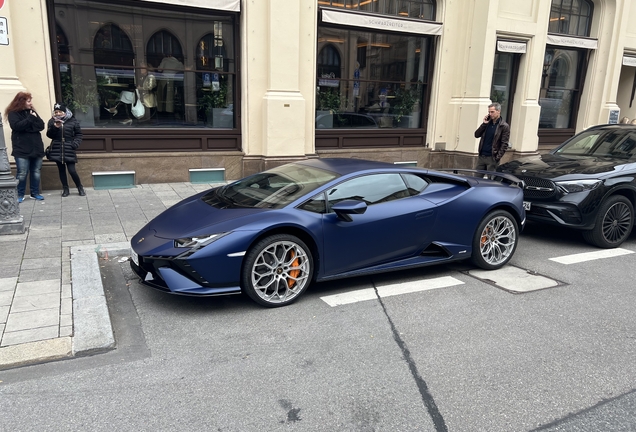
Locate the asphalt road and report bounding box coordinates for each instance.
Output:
[1,222,636,431]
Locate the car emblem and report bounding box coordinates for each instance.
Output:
[525,186,553,191]
[137,237,145,243]
[521,169,527,173]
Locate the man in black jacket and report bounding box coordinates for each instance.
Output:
[474,103,510,172]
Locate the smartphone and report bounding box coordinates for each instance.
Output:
[486,114,491,121]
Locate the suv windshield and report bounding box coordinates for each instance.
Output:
[554,128,636,160]
[209,164,338,209]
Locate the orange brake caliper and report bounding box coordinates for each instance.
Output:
[287,250,300,288]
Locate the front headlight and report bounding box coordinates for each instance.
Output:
[556,179,602,194]
[174,232,230,249]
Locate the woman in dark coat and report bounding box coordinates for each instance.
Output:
[46,103,85,196]
[4,92,46,202]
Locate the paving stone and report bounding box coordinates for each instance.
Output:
[18,267,63,283]
[61,283,71,299]
[60,313,72,327]
[10,292,61,313]
[4,308,59,333]
[95,233,128,243]
[0,291,14,307]
[0,232,28,243]
[61,230,95,242]
[59,325,73,337]
[61,296,72,315]
[15,279,60,297]
[21,257,61,271]
[0,265,20,279]
[0,277,17,292]
[1,326,60,346]
[0,306,9,323]
[27,228,62,239]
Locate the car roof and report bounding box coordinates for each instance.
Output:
[295,158,398,176]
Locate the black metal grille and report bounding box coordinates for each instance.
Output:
[519,176,558,199]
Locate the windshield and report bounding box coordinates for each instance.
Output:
[210,163,339,209]
[554,128,636,160]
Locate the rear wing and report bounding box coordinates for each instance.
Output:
[437,169,525,188]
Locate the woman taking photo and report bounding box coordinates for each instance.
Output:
[4,92,46,202]
[46,103,85,196]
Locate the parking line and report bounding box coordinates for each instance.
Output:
[549,248,634,265]
[320,276,464,307]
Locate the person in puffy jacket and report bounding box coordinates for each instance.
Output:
[46,103,85,197]
[4,91,46,202]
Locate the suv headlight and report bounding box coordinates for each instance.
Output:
[556,179,602,194]
[174,232,230,249]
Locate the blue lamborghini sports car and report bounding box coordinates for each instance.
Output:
[130,158,526,307]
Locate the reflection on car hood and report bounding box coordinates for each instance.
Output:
[148,192,272,239]
[498,153,634,180]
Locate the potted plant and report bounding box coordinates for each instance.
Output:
[393,84,421,128]
[62,73,100,126]
[200,80,232,128]
[316,87,342,129]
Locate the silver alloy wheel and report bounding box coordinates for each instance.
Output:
[602,201,632,243]
[478,215,517,266]
[250,240,311,304]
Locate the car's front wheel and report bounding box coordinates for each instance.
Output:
[241,234,313,307]
[471,210,519,270]
[582,195,634,248]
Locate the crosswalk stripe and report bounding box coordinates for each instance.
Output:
[549,248,634,265]
[320,276,465,307]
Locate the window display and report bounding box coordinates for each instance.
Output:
[52,0,236,129]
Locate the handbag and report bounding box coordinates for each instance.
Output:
[131,89,145,119]
[45,145,51,160]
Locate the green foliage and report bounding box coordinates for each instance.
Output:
[491,90,506,104]
[393,84,421,123]
[316,88,342,112]
[200,80,229,110]
[61,73,99,114]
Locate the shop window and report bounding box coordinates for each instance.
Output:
[490,52,519,125]
[318,0,435,21]
[316,27,430,130]
[539,48,584,129]
[548,0,593,37]
[50,0,236,130]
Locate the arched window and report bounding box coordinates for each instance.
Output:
[317,44,341,79]
[196,29,226,71]
[146,30,183,69]
[548,0,593,37]
[93,23,134,66]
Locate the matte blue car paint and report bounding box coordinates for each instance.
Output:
[130,158,525,296]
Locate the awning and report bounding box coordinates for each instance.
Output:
[497,40,526,54]
[623,56,636,67]
[546,34,598,50]
[140,0,240,12]
[321,8,443,36]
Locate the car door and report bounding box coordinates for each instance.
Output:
[320,173,437,276]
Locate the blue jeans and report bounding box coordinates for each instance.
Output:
[15,157,43,197]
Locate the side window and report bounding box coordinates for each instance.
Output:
[299,192,327,214]
[326,174,409,207]
[401,173,429,196]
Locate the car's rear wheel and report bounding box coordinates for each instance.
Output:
[471,210,519,270]
[582,195,634,248]
[241,234,313,307]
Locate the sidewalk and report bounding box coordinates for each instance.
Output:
[0,182,222,369]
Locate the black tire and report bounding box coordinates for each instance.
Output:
[471,210,519,270]
[582,195,634,248]
[241,234,314,307]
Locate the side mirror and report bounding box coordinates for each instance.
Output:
[331,199,367,222]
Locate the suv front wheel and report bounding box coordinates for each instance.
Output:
[582,195,634,248]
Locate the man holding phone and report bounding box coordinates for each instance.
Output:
[474,102,510,172]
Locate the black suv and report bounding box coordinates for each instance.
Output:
[497,124,636,248]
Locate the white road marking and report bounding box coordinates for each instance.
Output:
[320,276,464,307]
[549,248,634,265]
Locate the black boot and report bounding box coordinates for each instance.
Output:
[62,187,70,197]
[78,186,86,196]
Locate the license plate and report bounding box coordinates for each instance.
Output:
[523,201,532,211]
[131,249,139,267]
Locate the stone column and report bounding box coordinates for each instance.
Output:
[0,119,25,235]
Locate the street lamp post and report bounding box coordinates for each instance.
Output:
[0,119,25,235]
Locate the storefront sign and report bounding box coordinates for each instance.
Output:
[140,0,239,12]
[623,56,636,67]
[0,17,7,46]
[322,9,443,36]
[497,40,526,54]
[609,110,620,124]
[546,34,598,50]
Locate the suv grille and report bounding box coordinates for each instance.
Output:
[519,176,558,199]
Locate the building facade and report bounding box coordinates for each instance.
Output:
[1,0,636,186]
